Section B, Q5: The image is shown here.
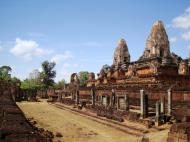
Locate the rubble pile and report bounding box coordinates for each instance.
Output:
[167,122,190,142]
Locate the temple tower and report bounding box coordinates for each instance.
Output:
[113,38,130,70]
[143,20,170,58]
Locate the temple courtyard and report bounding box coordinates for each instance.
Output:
[17,100,169,142]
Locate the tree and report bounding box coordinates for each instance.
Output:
[28,69,42,87]
[29,69,41,82]
[41,60,56,89]
[11,77,21,86]
[20,78,44,90]
[101,64,110,72]
[0,65,12,80]
[78,71,88,87]
[20,79,30,89]
[54,79,66,89]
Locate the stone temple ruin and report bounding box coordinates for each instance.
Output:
[0,80,53,142]
[51,20,190,142]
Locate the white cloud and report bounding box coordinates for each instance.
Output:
[59,71,71,82]
[51,51,73,64]
[10,38,52,60]
[169,37,177,43]
[172,6,190,29]
[182,31,190,40]
[55,63,79,82]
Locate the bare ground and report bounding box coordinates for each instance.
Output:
[17,101,169,142]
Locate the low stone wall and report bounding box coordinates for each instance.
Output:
[60,98,75,105]
[21,89,38,101]
[0,81,52,142]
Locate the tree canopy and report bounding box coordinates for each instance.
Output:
[78,71,88,87]
[101,64,110,72]
[0,65,12,80]
[41,60,56,88]
[20,61,56,90]
[20,79,43,90]
[54,79,66,89]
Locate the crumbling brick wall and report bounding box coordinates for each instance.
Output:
[0,80,51,142]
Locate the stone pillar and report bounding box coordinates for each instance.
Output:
[125,94,129,111]
[100,95,103,105]
[106,95,108,107]
[57,93,62,102]
[167,89,172,116]
[117,96,119,110]
[91,89,96,106]
[155,101,161,126]
[140,89,148,118]
[140,89,144,117]
[75,90,79,105]
[71,92,74,100]
[156,101,160,118]
[111,89,116,108]
[160,95,165,114]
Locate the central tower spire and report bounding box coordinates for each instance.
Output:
[142,20,170,59]
[113,38,130,66]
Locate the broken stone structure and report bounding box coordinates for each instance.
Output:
[60,20,190,128]
[0,80,51,142]
[86,20,190,109]
[167,123,190,142]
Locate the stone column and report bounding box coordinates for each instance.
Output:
[75,90,79,105]
[100,95,103,105]
[125,94,129,111]
[106,95,108,107]
[160,94,165,114]
[140,89,144,117]
[155,101,161,126]
[156,101,160,118]
[167,89,172,116]
[117,96,119,110]
[140,89,148,118]
[111,89,116,108]
[91,89,96,106]
[57,92,62,102]
[71,92,74,100]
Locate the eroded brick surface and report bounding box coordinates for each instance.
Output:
[0,81,52,142]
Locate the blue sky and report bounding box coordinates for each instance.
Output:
[0,0,190,82]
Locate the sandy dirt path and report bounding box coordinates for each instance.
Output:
[17,101,142,142]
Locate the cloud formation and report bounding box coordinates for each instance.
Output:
[182,31,190,40]
[10,38,52,60]
[51,51,73,64]
[55,62,79,82]
[172,6,190,29]
[169,37,177,43]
